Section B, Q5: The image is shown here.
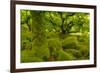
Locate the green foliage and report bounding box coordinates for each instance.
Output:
[21,50,43,62]
[55,49,75,61]
[20,10,90,62]
[65,49,82,59]
[62,36,79,49]
[48,38,61,48]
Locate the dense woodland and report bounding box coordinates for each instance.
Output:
[20,10,90,63]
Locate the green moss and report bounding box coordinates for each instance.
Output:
[21,49,44,62]
[55,50,75,61]
[62,36,79,49]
